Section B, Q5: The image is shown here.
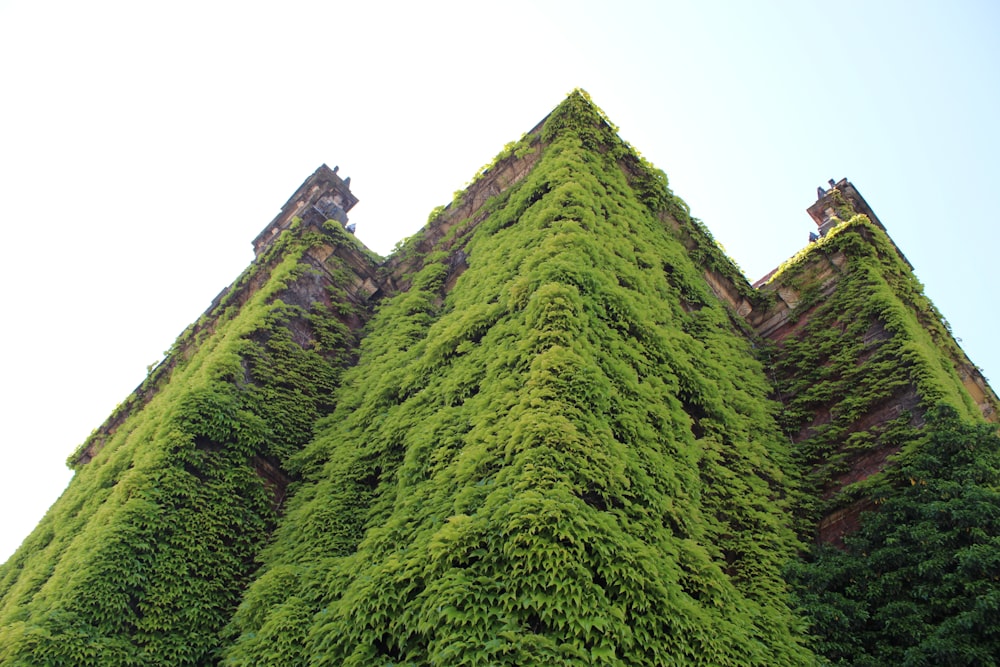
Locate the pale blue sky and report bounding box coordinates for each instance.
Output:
[1,0,997,561]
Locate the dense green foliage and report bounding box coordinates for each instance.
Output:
[222,91,811,665]
[0,223,368,665]
[2,91,995,664]
[787,405,1000,664]
[765,216,1000,663]
[767,216,981,515]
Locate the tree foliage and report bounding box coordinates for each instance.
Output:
[787,405,1000,665]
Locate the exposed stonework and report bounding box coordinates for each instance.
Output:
[749,251,847,340]
[252,454,293,512]
[252,163,359,257]
[72,201,381,468]
[381,135,543,294]
[752,180,998,545]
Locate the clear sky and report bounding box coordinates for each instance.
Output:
[1,0,997,562]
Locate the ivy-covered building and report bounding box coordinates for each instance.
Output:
[0,92,996,665]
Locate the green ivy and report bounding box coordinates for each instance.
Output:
[0,220,373,665]
[766,216,982,522]
[761,214,999,660]
[2,90,993,665]
[223,90,812,666]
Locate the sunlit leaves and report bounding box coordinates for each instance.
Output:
[0,225,370,664]
[224,92,811,665]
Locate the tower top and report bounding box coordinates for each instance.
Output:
[252,164,358,256]
[807,178,884,237]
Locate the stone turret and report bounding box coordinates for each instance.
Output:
[808,178,913,270]
[252,163,359,256]
[809,177,885,237]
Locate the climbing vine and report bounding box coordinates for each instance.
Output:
[765,216,982,520]
[223,90,812,666]
[763,214,999,661]
[0,221,372,666]
[1,90,992,665]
